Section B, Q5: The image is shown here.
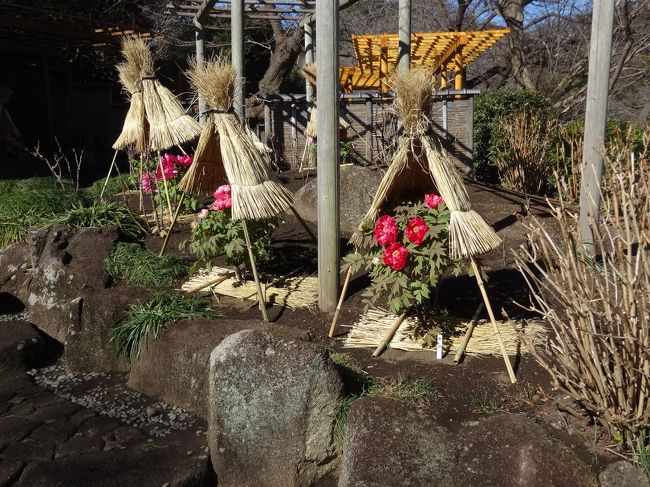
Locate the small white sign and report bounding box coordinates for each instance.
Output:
[436,334,443,360]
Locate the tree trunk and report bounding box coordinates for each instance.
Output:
[247,23,304,121]
[496,0,535,90]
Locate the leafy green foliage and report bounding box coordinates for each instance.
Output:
[104,242,187,287]
[345,200,451,314]
[473,90,555,183]
[0,178,83,248]
[55,201,146,240]
[110,292,221,362]
[182,209,279,274]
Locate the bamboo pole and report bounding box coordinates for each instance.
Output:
[453,302,485,363]
[240,266,304,301]
[372,312,407,357]
[99,150,119,200]
[328,264,353,337]
[188,272,235,294]
[470,257,517,383]
[289,206,317,242]
[138,154,145,212]
[159,192,186,256]
[242,220,269,322]
[158,152,175,222]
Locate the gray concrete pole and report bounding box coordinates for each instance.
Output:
[231,0,245,122]
[579,0,615,254]
[304,22,315,103]
[316,0,340,312]
[398,0,411,72]
[195,25,207,124]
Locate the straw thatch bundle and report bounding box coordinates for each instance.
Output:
[113,36,200,153]
[343,308,546,356]
[182,265,318,309]
[179,57,293,220]
[352,68,501,258]
[301,64,351,138]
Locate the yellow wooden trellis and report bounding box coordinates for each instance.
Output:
[338,29,510,93]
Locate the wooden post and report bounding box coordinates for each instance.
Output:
[195,22,207,124]
[231,0,245,123]
[365,96,373,161]
[398,0,411,72]
[579,0,615,255]
[316,0,340,312]
[263,102,272,145]
[304,22,315,104]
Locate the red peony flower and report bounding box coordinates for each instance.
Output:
[212,184,232,211]
[382,242,409,271]
[424,193,444,209]
[156,156,179,181]
[373,215,398,247]
[177,154,193,167]
[404,217,429,246]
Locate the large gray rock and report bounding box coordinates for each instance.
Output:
[208,329,343,487]
[293,166,384,236]
[65,287,153,374]
[0,320,52,371]
[128,318,309,419]
[599,460,649,487]
[455,413,599,486]
[0,242,30,307]
[338,397,456,487]
[26,225,119,342]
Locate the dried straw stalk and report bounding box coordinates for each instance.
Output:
[343,308,545,356]
[180,56,293,220]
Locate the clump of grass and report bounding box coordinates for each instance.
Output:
[83,175,132,202]
[104,242,187,287]
[110,292,221,362]
[55,201,147,240]
[471,394,506,414]
[0,180,82,247]
[332,394,361,449]
[329,352,376,393]
[367,374,440,405]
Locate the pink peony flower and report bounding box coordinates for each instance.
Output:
[197,209,209,219]
[156,158,179,181]
[212,185,232,211]
[373,215,398,247]
[382,242,409,271]
[371,257,380,266]
[140,171,157,194]
[404,217,429,246]
[177,154,193,167]
[425,193,444,209]
[190,221,197,230]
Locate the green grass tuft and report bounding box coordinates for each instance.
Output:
[55,201,146,240]
[110,292,222,362]
[367,374,440,405]
[104,242,187,287]
[471,394,506,414]
[332,394,361,449]
[83,175,133,202]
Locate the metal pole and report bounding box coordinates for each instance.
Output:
[397,0,411,72]
[195,25,207,124]
[316,0,340,312]
[579,0,615,255]
[231,0,245,123]
[304,22,314,104]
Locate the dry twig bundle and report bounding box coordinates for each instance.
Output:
[343,308,545,356]
[180,57,293,220]
[514,132,650,440]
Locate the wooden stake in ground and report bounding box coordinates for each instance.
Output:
[159,192,186,256]
[372,312,407,357]
[328,264,354,337]
[453,302,484,363]
[470,258,517,383]
[242,220,268,322]
[157,152,175,222]
[99,150,119,200]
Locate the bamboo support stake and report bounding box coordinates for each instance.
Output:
[240,266,304,301]
[328,264,354,337]
[372,312,407,357]
[188,272,235,294]
[453,302,485,363]
[158,152,175,222]
[242,220,269,322]
[138,155,144,212]
[159,192,186,256]
[289,206,317,242]
[99,150,119,200]
[470,257,517,383]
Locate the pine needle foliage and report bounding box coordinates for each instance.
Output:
[104,242,186,287]
[110,292,221,362]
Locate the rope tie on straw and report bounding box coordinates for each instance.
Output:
[203,108,235,115]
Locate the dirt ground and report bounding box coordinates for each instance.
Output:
[116,172,619,476]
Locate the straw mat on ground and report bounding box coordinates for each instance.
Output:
[343,308,546,356]
[181,265,318,309]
